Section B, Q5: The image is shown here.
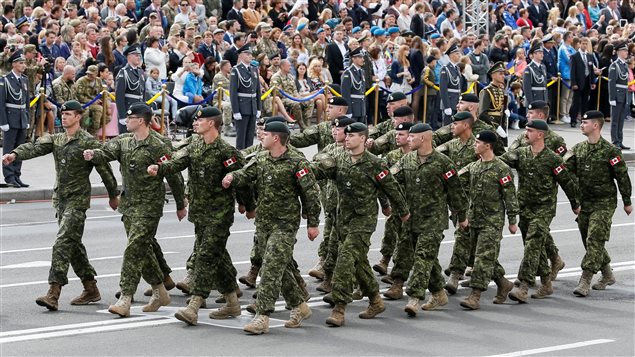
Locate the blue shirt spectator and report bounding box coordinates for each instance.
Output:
[558,37,576,81]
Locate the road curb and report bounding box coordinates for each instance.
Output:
[0,185,120,203]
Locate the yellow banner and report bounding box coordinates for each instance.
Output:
[261,86,275,100]
[328,86,342,97]
[109,93,116,101]
[462,82,476,95]
[29,96,39,108]
[145,91,162,105]
[547,79,557,87]
[365,85,377,96]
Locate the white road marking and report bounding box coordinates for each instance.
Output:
[0,315,161,338]
[0,252,178,269]
[485,338,615,357]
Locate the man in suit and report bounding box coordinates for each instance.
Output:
[570,37,597,127]
[527,0,548,32]
[341,48,367,123]
[523,43,549,105]
[229,45,261,150]
[227,0,246,32]
[600,0,620,33]
[608,41,630,150]
[223,33,245,67]
[440,44,463,126]
[0,51,30,188]
[325,28,348,85]
[115,44,147,135]
[410,4,425,38]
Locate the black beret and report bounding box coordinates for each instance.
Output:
[526,119,549,131]
[349,47,364,57]
[529,43,544,55]
[445,43,459,56]
[344,122,368,133]
[328,96,349,106]
[265,116,287,124]
[453,111,474,121]
[460,94,479,103]
[123,44,141,56]
[475,130,497,144]
[387,92,407,103]
[333,116,355,128]
[582,110,604,120]
[393,106,414,117]
[395,122,414,131]
[238,44,253,54]
[60,100,83,111]
[528,100,548,110]
[9,50,25,63]
[194,106,222,119]
[264,121,290,134]
[409,123,432,133]
[127,102,153,116]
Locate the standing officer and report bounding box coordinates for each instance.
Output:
[0,50,30,188]
[565,110,632,297]
[3,100,119,311]
[608,41,631,150]
[115,44,146,135]
[479,62,509,141]
[440,43,463,125]
[341,47,366,123]
[523,43,548,105]
[230,45,261,150]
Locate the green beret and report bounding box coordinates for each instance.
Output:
[393,106,414,117]
[582,110,604,120]
[333,116,355,128]
[528,100,548,110]
[395,122,414,131]
[265,116,287,124]
[475,130,497,144]
[452,111,474,122]
[195,106,222,119]
[409,123,432,133]
[386,92,407,103]
[344,122,368,133]
[61,100,83,112]
[526,119,549,131]
[264,121,290,134]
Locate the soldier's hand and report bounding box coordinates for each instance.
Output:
[625,205,633,216]
[382,206,392,217]
[2,153,16,165]
[83,149,95,161]
[400,213,410,222]
[147,164,159,176]
[108,196,120,210]
[609,100,616,106]
[176,208,187,221]
[459,219,468,230]
[365,138,375,149]
[573,206,581,215]
[0,124,9,132]
[444,108,452,116]
[246,210,256,219]
[307,227,320,241]
[238,204,246,213]
[508,224,518,234]
[572,85,579,91]
[222,174,233,188]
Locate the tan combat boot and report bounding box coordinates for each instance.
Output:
[239,265,260,288]
[592,264,616,290]
[372,255,391,276]
[144,275,177,296]
[316,276,332,293]
[308,259,325,280]
[209,291,241,319]
[359,294,385,319]
[35,283,62,311]
[531,275,553,299]
[404,297,421,317]
[383,278,404,300]
[176,270,195,295]
[381,275,394,285]
[444,272,462,295]
[550,255,566,281]
[175,295,204,326]
[285,302,312,328]
[422,290,448,311]
[508,281,529,303]
[460,289,482,310]
[215,287,243,303]
[142,284,171,312]
[326,303,346,327]
[493,277,514,304]
[352,287,363,300]
[186,296,207,308]
[70,279,101,305]
[573,270,594,297]
[244,314,270,334]
[109,295,132,317]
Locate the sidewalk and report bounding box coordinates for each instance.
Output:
[1,120,633,203]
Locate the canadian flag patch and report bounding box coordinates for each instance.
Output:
[552,164,565,175]
[443,169,456,180]
[296,168,309,179]
[499,175,512,185]
[609,156,622,166]
[223,157,237,167]
[375,169,389,181]
[555,145,567,155]
[157,154,170,164]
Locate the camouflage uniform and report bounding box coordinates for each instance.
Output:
[255,38,278,59]
[378,148,406,264]
[212,72,233,128]
[433,119,506,155]
[12,130,118,285]
[501,147,579,284]
[565,137,632,273]
[369,129,396,155]
[91,133,186,296]
[313,150,409,304]
[391,150,468,299]
[231,149,321,315]
[52,77,77,103]
[271,71,314,130]
[74,76,106,133]
[458,158,519,291]
[369,119,392,140]
[158,135,255,298]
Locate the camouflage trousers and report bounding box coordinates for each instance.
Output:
[389,226,414,281]
[221,101,233,127]
[517,214,552,283]
[249,225,266,267]
[447,216,475,274]
[322,214,343,277]
[469,225,506,291]
[317,207,335,261]
[405,229,445,299]
[380,214,401,258]
[152,236,172,278]
[119,216,164,295]
[283,99,314,130]
[255,227,305,315]
[578,209,614,273]
[331,232,379,305]
[48,206,97,285]
[189,223,238,298]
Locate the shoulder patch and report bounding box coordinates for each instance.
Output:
[442,169,456,180]
[157,154,171,164]
[375,169,389,181]
[609,156,622,166]
[223,156,237,167]
[389,162,401,176]
[295,167,310,179]
[499,175,512,185]
[555,145,567,155]
[552,164,565,175]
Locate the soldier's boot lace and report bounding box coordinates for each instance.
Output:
[142,283,171,312]
[508,281,529,303]
[108,295,132,317]
[422,290,448,310]
[592,264,616,290]
[186,295,207,308]
[383,278,404,300]
[36,283,62,311]
[70,279,101,305]
[209,291,241,319]
[284,302,312,328]
[175,295,204,325]
[216,287,243,303]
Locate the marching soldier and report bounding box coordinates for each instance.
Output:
[479,62,509,143]
[115,44,146,135]
[341,47,366,123]
[367,106,415,156]
[440,43,463,125]
[74,65,105,135]
[368,91,408,140]
[608,41,631,150]
[523,43,548,105]
[230,45,261,150]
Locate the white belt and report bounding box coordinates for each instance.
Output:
[6,103,26,109]
[238,93,256,97]
[616,84,628,89]
[350,94,364,99]
[447,89,460,93]
[125,94,142,99]
[531,87,546,90]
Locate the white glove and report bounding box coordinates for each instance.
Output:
[444,108,452,115]
[496,125,508,138]
[119,119,127,125]
[609,100,616,106]
[256,110,261,119]
[26,124,30,129]
[233,113,242,120]
[504,109,510,117]
[0,124,9,132]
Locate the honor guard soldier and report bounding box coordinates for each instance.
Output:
[480,62,509,142]
[523,43,548,104]
[0,50,30,188]
[440,43,463,125]
[341,47,367,123]
[608,41,631,150]
[115,44,146,134]
[230,45,261,150]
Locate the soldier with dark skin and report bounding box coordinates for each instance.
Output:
[502,120,580,303]
[3,100,119,311]
[565,110,632,297]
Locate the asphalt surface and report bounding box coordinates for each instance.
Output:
[0,146,634,356]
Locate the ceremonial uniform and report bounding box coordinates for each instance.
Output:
[479,83,508,130]
[229,47,261,150]
[523,60,548,104]
[341,48,367,123]
[439,46,463,125]
[115,45,147,135]
[75,66,105,134]
[608,55,630,147]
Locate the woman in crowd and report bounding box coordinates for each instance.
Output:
[516,9,533,29]
[144,36,169,80]
[460,56,479,94]
[75,33,94,60]
[369,45,388,89]
[66,41,88,69]
[390,44,415,101]
[96,37,116,74]
[290,34,309,65]
[297,61,326,124]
